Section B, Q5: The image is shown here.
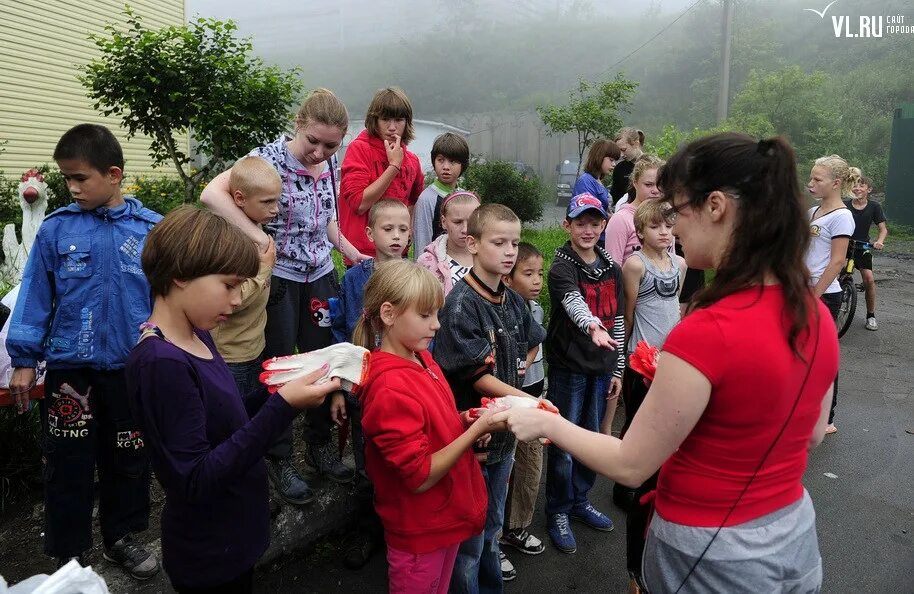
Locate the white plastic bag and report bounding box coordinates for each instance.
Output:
[1,560,108,594]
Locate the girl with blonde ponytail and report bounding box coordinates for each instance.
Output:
[355,261,496,594]
[805,154,855,434]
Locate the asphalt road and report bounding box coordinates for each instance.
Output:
[257,249,914,594]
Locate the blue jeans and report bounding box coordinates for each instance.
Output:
[226,358,263,398]
[545,367,610,515]
[451,453,515,594]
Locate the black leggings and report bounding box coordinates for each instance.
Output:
[264,273,339,457]
[821,292,841,423]
[620,366,656,576]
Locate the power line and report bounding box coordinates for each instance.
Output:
[597,0,708,79]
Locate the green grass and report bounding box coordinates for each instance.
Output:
[887,221,914,241]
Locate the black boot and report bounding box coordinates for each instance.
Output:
[307,442,355,483]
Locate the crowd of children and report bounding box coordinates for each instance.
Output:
[3,82,887,594]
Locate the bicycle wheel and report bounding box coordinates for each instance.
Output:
[836,275,856,338]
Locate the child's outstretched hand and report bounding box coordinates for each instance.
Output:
[277,365,340,410]
[385,135,404,169]
[588,322,618,350]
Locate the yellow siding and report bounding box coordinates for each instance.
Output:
[0,0,186,179]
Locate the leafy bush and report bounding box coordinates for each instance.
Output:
[463,159,544,223]
[125,175,202,215]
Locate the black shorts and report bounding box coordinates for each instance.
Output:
[849,246,873,270]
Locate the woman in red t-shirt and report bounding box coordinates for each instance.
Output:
[492,133,839,594]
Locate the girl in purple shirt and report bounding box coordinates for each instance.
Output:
[126,207,340,593]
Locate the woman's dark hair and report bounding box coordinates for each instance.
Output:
[658,132,813,354]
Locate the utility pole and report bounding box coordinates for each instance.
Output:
[716,0,734,124]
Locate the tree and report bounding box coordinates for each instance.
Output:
[537,74,638,174]
[82,8,303,202]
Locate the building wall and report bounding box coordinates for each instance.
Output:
[0,0,186,179]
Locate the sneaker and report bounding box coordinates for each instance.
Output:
[865,317,878,331]
[103,535,160,580]
[570,502,614,532]
[266,456,315,505]
[547,513,577,553]
[499,551,517,582]
[307,443,356,483]
[56,553,86,569]
[500,528,545,555]
[825,424,838,435]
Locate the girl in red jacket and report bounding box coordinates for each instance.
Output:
[340,87,425,263]
[354,260,493,594]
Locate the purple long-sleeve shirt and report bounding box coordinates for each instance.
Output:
[126,330,296,589]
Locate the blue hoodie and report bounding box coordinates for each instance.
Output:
[7,197,162,370]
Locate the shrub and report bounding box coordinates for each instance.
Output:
[126,175,199,215]
[463,159,544,223]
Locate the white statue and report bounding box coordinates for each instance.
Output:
[2,169,50,284]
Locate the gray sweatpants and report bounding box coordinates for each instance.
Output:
[643,490,822,594]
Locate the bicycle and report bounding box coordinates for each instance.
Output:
[835,240,871,338]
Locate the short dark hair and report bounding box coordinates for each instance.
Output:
[431,133,470,174]
[583,139,622,179]
[365,87,415,144]
[510,242,543,277]
[53,124,124,173]
[142,206,259,297]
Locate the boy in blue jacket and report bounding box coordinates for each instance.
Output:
[7,124,162,577]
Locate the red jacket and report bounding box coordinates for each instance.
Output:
[339,130,424,260]
[359,350,487,553]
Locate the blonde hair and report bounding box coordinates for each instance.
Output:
[365,87,415,144]
[814,154,854,196]
[229,156,281,198]
[142,206,258,297]
[368,198,409,228]
[634,199,674,236]
[352,261,444,349]
[467,203,520,239]
[296,87,349,133]
[630,154,666,190]
[441,191,481,217]
[616,127,645,148]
